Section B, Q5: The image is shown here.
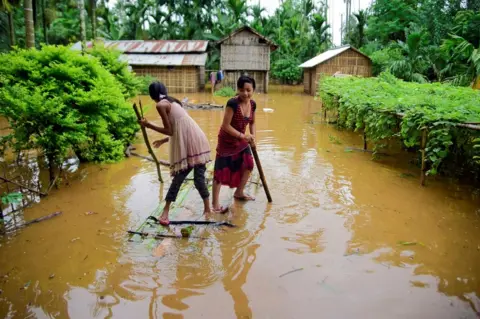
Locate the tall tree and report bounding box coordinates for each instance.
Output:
[89,0,96,39]
[367,0,419,44]
[24,0,35,48]
[42,0,48,44]
[78,0,86,51]
[0,0,18,48]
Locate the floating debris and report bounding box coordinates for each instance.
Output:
[279,268,304,278]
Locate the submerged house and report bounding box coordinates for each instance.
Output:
[299,45,372,96]
[217,26,278,93]
[72,40,209,93]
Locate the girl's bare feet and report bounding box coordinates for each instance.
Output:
[159,211,170,226]
[212,205,229,214]
[233,192,255,201]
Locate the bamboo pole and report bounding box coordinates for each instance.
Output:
[0,176,47,197]
[250,146,272,203]
[363,130,367,151]
[132,103,163,183]
[420,128,428,186]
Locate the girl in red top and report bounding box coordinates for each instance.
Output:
[212,76,256,212]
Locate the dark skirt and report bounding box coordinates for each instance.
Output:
[214,147,254,188]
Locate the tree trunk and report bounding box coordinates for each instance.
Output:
[90,0,96,40]
[8,10,15,48]
[24,0,36,48]
[42,0,48,44]
[78,0,86,52]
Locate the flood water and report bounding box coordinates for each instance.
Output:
[1,86,480,318]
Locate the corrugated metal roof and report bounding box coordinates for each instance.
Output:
[71,40,208,53]
[120,53,208,66]
[299,46,351,68]
[299,45,371,68]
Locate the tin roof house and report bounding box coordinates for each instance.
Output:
[299,45,372,96]
[72,40,209,93]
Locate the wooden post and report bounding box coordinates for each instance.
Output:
[132,103,163,183]
[324,108,327,121]
[420,128,427,186]
[250,146,272,203]
[363,130,367,151]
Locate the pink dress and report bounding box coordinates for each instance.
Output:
[166,100,211,175]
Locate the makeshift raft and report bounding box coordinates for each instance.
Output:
[129,162,261,250]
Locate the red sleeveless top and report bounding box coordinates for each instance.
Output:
[216,97,256,157]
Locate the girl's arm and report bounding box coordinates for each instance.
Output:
[221,107,253,142]
[140,101,173,136]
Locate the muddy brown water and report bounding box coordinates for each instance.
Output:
[1,86,480,318]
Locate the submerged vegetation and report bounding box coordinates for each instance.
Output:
[320,73,480,180]
[214,86,236,97]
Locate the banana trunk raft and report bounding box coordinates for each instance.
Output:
[128,162,261,250]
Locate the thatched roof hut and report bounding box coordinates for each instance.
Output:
[299,45,372,96]
[72,40,209,93]
[217,26,278,93]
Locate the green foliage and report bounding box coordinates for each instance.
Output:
[136,75,157,95]
[271,56,303,84]
[320,74,480,177]
[369,46,404,76]
[1,192,22,205]
[440,10,480,86]
[388,28,430,83]
[87,45,140,98]
[366,0,419,45]
[214,86,236,97]
[0,45,137,168]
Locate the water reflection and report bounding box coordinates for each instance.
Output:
[1,87,480,318]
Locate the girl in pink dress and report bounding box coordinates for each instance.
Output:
[139,82,224,225]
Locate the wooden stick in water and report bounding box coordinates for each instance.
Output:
[132,103,163,183]
[250,145,272,203]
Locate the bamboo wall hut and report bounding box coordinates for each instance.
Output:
[299,45,372,96]
[217,26,278,93]
[72,40,208,93]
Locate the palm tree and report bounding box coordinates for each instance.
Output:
[353,10,367,48]
[225,0,248,24]
[389,31,428,83]
[24,0,35,48]
[0,0,18,48]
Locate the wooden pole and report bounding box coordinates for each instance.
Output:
[363,130,367,151]
[132,103,163,183]
[250,146,272,203]
[420,128,427,186]
[0,176,47,197]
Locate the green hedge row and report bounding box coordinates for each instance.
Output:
[319,73,480,178]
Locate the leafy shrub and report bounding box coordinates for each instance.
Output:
[0,45,138,172]
[319,73,480,178]
[87,45,140,98]
[271,55,303,84]
[214,86,236,97]
[369,46,404,76]
[136,75,157,95]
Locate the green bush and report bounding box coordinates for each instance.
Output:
[369,47,404,76]
[320,73,480,178]
[136,75,157,95]
[0,45,138,172]
[87,45,140,98]
[271,55,303,84]
[214,86,236,97]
